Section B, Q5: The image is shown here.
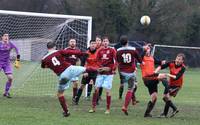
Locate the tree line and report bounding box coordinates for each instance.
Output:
[0,0,199,46]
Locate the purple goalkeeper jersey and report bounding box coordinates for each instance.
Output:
[0,41,19,64]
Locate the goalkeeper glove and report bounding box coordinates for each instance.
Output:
[14,60,20,69]
[14,55,21,69]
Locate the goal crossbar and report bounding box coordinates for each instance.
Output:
[152,44,200,56]
[0,10,92,20]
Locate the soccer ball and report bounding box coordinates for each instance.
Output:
[140,15,151,26]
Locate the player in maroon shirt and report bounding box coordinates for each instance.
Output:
[64,38,81,100]
[41,42,97,117]
[89,36,117,114]
[116,35,142,115]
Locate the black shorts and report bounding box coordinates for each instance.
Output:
[169,86,181,97]
[81,72,97,85]
[143,73,159,95]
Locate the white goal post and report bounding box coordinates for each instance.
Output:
[0,10,92,61]
[0,10,92,96]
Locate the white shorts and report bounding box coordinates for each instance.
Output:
[71,77,79,82]
[58,65,86,91]
[95,75,113,90]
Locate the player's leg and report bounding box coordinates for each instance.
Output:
[144,79,158,117]
[74,75,89,104]
[119,73,125,99]
[161,95,170,117]
[168,86,180,117]
[57,77,71,117]
[122,76,135,115]
[89,75,103,113]
[98,87,103,101]
[71,78,79,99]
[132,78,139,105]
[158,73,169,95]
[102,75,113,114]
[87,73,97,98]
[87,81,93,98]
[4,74,13,98]
[3,63,13,98]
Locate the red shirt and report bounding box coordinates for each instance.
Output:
[85,49,99,69]
[140,55,155,77]
[41,50,85,76]
[162,61,186,87]
[96,47,116,75]
[116,46,142,73]
[64,47,81,65]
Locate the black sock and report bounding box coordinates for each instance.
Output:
[145,101,156,115]
[99,87,103,97]
[76,88,83,102]
[163,102,170,116]
[168,100,177,111]
[87,84,93,97]
[119,86,124,98]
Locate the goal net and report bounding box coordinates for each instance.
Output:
[0,10,92,96]
[152,44,200,68]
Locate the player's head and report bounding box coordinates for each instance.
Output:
[144,43,151,56]
[89,39,96,51]
[95,35,102,48]
[68,38,76,48]
[119,35,128,46]
[175,53,185,66]
[1,32,9,42]
[47,42,56,50]
[102,36,110,47]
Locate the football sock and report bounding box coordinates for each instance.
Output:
[4,81,11,94]
[106,95,111,110]
[73,88,77,98]
[145,101,156,115]
[87,84,93,97]
[92,91,98,108]
[132,89,136,101]
[168,100,177,111]
[119,86,124,99]
[124,90,133,109]
[163,102,170,116]
[76,88,83,102]
[99,87,103,97]
[58,96,68,113]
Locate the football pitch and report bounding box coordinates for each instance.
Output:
[0,61,200,125]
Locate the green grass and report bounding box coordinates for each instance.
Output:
[0,62,200,125]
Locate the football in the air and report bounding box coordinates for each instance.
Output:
[140,15,151,26]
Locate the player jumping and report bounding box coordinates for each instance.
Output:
[116,35,142,115]
[41,42,98,117]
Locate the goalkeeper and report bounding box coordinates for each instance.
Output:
[0,32,20,98]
